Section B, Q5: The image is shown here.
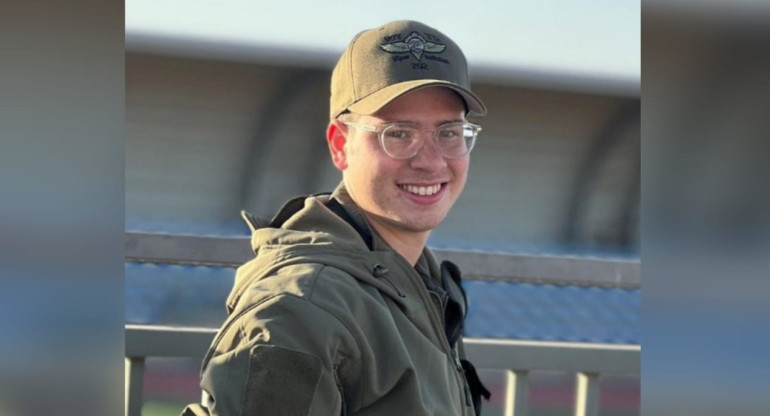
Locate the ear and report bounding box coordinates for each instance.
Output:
[327,119,349,171]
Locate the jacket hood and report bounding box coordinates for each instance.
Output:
[227,195,409,313]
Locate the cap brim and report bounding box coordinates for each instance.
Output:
[346,80,487,118]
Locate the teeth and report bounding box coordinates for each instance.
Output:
[400,184,442,196]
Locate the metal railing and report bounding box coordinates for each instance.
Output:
[125,324,639,416]
[125,232,640,288]
[125,233,640,415]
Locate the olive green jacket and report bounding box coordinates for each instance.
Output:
[184,190,483,416]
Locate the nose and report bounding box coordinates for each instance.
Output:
[409,135,447,172]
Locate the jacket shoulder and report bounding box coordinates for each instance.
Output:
[232,260,328,310]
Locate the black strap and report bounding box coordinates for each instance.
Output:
[267,196,308,228]
[325,197,374,251]
[251,194,373,252]
[240,210,269,232]
[461,359,491,415]
[440,261,468,347]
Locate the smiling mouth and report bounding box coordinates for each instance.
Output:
[398,183,445,196]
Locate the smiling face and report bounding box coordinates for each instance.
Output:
[328,86,469,242]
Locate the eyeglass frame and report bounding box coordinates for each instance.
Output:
[340,120,482,160]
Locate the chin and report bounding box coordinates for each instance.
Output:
[392,216,445,233]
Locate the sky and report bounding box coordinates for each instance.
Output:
[126,0,640,94]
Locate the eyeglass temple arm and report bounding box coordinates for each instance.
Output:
[343,122,378,133]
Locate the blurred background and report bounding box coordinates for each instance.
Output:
[124,1,640,415]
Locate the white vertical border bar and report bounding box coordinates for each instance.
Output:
[125,357,146,416]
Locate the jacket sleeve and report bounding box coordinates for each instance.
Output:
[197,293,360,416]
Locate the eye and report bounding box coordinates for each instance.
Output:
[438,126,463,140]
[384,127,415,140]
[439,129,457,138]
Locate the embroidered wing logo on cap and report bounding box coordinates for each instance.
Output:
[380,31,446,60]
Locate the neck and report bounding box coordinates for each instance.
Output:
[366,218,429,266]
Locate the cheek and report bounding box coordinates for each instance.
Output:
[345,137,374,168]
[450,159,469,188]
[349,145,397,179]
[344,145,378,189]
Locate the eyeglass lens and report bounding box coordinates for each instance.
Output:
[381,124,476,158]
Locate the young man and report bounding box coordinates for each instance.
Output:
[184,20,489,416]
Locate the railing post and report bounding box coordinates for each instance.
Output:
[504,370,528,416]
[573,372,599,416]
[125,356,146,416]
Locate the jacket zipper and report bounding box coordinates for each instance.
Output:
[452,346,473,408]
[430,289,471,411]
[333,365,347,416]
[390,256,469,415]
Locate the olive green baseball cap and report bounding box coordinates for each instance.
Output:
[330,20,487,119]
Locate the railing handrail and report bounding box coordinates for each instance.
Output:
[125,232,640,288]
[125,324,639,374]
[126,322,639,416]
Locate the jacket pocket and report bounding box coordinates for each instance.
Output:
[241,345,324,416]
